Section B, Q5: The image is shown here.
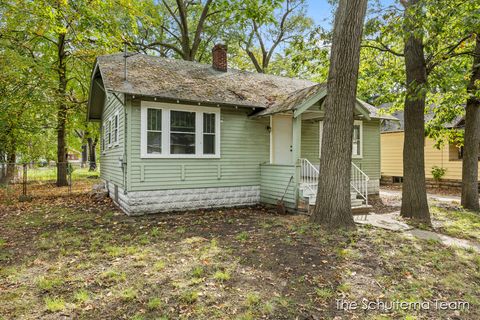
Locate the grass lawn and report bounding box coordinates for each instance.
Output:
[0,183,479,319]
[23,166,100,182]
[431,205,480,242]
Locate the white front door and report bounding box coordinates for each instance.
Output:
[271,115,293,164]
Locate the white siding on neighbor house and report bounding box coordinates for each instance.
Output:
[100,92,125,188]
[126,98,270,192]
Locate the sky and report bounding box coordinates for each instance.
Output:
[305,0,335,28]
[306,0,398,29]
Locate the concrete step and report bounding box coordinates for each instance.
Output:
[306,196,364,207]
[351,198,364,207]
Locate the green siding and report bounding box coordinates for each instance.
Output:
[100,92,125,188]
[300,119,381,180]
[260,164,296,208]
[127,100,270,191]
[353,120,381,180]
[301,120,320,161]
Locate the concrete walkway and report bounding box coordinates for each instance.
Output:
[354,212,480,253]
[406,228,480,252]
[354,212,412,231]
[380,190,462,204]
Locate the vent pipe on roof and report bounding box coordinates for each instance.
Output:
[212,44,227,72]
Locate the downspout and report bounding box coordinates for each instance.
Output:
[123,95,128,194]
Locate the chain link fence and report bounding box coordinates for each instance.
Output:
[0,162,100,203]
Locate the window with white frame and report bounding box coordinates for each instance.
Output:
[203,113,216,154]
[352,121,363,157]
[107,118,112,146]
[112,113,119,145]
[147,108,162,154]
[101,124,105,152]
[319,120,363,158]
[170,110,196,154]
[141,101,220,158]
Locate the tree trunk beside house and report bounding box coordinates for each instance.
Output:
[88,137,98,171]
[0,150,16,184]
[311,0,368,228]
[81,145,87,168]
[461,33,480,212]
[56,32,68,187]
[400,0,431,223]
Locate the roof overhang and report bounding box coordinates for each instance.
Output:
[87,62,106,122]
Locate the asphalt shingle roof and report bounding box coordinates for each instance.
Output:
[96,53,315,109]
[95,53,396,120]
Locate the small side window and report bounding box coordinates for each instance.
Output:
[113,113,119,146]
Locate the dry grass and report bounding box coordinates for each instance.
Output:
[0,181,478,319]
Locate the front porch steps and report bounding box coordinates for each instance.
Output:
[299,185,371,213]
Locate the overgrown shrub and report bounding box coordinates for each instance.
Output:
[431,166,446,181]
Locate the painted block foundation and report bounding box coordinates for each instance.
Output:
[106,181,260,215]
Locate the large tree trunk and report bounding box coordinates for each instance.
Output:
[400,0,431,223]
[310,0,368,228]
[1,149,16,184]
[88,137,97,171]
[81,144,87,168]
[461,33,480,211]
[56,32,68,187]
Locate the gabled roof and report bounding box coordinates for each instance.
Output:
[380,104,464,132]
[254,84,397,120]
[88,52,395,121]
[255,84,326,116]
[94,53,315,109]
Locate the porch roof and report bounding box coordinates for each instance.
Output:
[251,84,398,121]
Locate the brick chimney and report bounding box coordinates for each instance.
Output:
[212,44,227,72]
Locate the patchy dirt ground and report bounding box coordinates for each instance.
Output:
[0,182,479,319]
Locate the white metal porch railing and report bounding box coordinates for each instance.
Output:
[350,162,369,204]
[299,158,369,205]
[300,158,318,196]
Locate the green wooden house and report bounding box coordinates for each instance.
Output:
[87,45,395,215]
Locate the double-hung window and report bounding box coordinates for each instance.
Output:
[319,120,363,158]
[141,101,220,158]
[147,108,162,154]
[170,110,196,154]
[102,124,106,152]
[105,119,111,148]
[112,113,119,146]
[203,113,216,154]
[352,121,363,158]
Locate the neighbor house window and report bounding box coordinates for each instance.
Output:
[319,120,363,158]
[449,143,480,161]
[141,101,220,158]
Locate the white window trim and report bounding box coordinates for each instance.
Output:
[318,120,323,158]
[318,120,363,158]
[108,117,113,148]
[113,112,119,147]
[140,101,221,159]
[352,120,363,159]
[101,124,105,153]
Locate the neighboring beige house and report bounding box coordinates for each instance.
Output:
[381,113,480,185]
